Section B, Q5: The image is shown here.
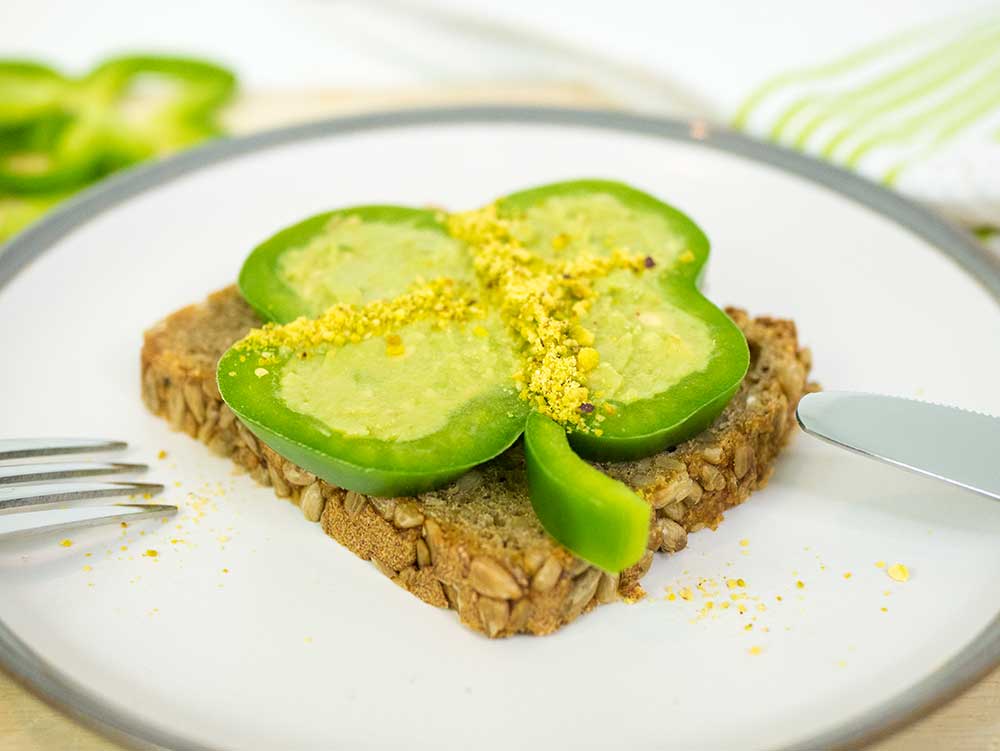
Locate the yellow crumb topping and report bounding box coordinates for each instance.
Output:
[385,333,405,357]
[577,347,600,372]
[447,204,647,428]
[234,277,483,353]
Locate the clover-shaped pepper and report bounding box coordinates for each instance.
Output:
[218,180,749,571]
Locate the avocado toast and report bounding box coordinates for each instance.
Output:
[140,180,813,637]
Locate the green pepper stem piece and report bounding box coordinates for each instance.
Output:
[524,411,650,573]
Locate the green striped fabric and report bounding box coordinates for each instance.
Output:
[733,13,1000,229]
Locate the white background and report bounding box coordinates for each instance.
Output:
[0,0,992,116]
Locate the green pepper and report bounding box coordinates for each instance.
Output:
[83,55,236,160]
[237,205,476,323]
[0,55,235,194]
[219,206,528,496]
[0,62,68,127]
[524,412,649,572]
[497,180,749,461]
[219,181,748,572]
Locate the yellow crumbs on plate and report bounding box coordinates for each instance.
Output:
[875,561,886,569]
[748,646,763,656]
[887,563,910,582]
[144,549,158,558]
[59,539,72,548]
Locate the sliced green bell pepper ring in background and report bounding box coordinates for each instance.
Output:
[0,118,110,193]
[0,55,235,194]
[0,62,68,127]
[83,55,236,160]
[497,179,750,462]
[524,412,650,572]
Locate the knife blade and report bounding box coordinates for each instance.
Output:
[796,391,1000,501]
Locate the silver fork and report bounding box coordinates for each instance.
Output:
[0,439,176,541]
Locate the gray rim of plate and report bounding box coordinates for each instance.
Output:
[1,106,998,751]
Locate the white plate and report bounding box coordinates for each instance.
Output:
[1,109,998,751]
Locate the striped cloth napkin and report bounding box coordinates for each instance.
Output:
[731,13,1000,234]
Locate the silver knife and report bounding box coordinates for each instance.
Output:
[796,392,1000,501]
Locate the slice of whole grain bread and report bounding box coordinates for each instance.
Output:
[141,286,813,637]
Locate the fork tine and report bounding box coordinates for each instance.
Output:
[0,503,177,540]
[0,462,148,485]
[0,438,128,460]
[0,481,164,513]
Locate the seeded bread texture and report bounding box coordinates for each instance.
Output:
[141,286,813,637]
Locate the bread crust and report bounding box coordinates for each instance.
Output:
[141,286,814,637]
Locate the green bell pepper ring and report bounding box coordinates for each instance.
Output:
[524,412,650,572]
[238,205,474,324]
[221,204,528,496]
[217,328,529,497]
[0,55,235,194]
[84,55,236,160]
[496,179,750,462]
[0,62,68,127]
[0,118,110,194]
